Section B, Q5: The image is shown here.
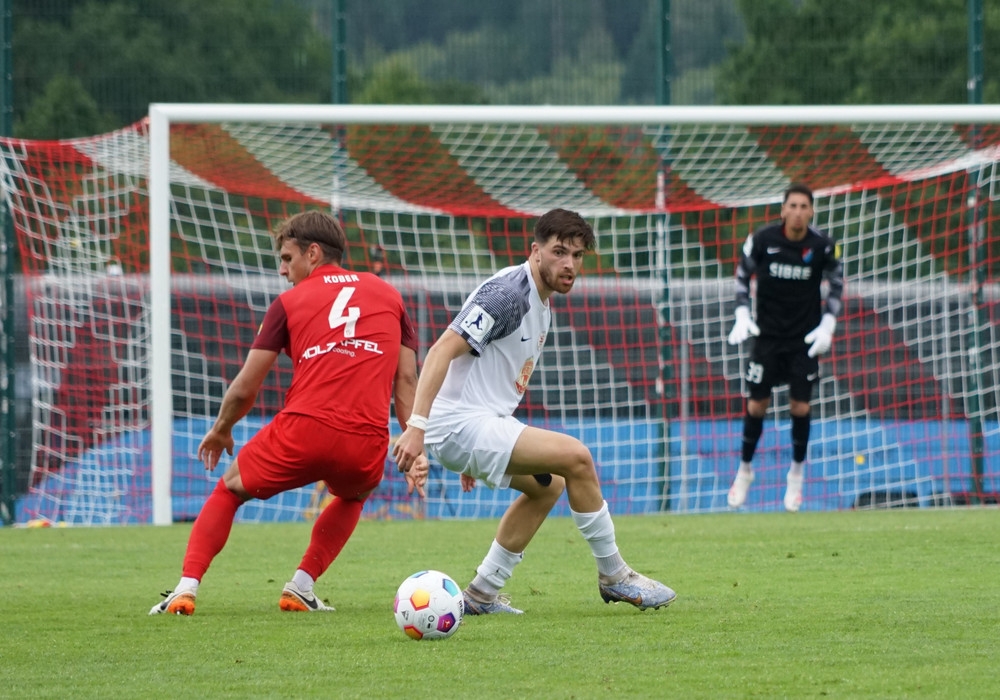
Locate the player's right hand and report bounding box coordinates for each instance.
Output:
[404,452,429,498]
[392,427,425,476]
[197,429,234,471]
[727,306,760,345]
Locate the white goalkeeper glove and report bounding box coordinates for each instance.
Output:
[805,313,837,357]
[727,306,760,345]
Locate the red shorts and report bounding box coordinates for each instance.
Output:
[235,412,386,501]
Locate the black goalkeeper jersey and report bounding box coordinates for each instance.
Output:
[734,222,844,340]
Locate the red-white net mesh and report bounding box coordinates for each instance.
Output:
[3,112,999,524]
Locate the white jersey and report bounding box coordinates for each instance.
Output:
[427,261,550,430]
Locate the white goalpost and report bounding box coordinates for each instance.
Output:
[5,103,1000,525]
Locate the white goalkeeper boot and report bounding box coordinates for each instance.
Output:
[784,471,804,512]
[727,465,754,508]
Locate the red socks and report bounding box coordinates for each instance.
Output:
[179,481,365,584]
[181,479,243,580]
[297,496,365,581]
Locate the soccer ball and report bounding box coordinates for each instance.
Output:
[393,570,464,641]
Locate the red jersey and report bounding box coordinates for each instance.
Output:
[251,264,417,436]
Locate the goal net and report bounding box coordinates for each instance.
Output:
[4,104,999,525]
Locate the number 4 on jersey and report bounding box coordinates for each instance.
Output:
[328,287,360,338]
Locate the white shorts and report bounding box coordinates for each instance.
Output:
[425,414,527,489]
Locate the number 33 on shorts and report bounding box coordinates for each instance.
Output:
[745,361,764,385]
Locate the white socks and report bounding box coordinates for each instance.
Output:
[178,576,200,594]
[292,569,315,592]
[788,460,804,478]
[469,539,523,598]
[738,460,753,477]
[470,502,630,596]
[572,501,627,579]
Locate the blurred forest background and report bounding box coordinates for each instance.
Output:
[9,0,1000,138]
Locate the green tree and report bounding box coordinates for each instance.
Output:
[487,23,625,105]
[354,59,487,104]
[353,7,628,106]
[16,75,117,139]
[14,0,332,137]
[621,0,743,104]
[717,0,999,105]
[342,0,743,107]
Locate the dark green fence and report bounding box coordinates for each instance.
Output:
[8,0,994,139]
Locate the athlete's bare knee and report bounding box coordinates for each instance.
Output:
[789,402,811,418]
[560,443,597,483]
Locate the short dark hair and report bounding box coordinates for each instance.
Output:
[534,208,596,251]
[273,211,346,263]
[784,182,813,205]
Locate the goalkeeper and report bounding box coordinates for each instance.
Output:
[726,183,843,512]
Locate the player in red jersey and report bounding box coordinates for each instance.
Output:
[150,210,427,616]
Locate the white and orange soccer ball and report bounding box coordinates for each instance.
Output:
[393,570,464,641]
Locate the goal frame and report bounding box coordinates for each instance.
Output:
[147,102,1000,525]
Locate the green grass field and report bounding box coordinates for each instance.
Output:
[3,508,997,699]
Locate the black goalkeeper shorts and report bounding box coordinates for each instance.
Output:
[744,335,818,402]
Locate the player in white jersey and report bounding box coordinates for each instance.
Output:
[393,208,676,614]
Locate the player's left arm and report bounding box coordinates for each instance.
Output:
[822,241,844,318]
[198,348,278,469]
[805,240,844,358]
